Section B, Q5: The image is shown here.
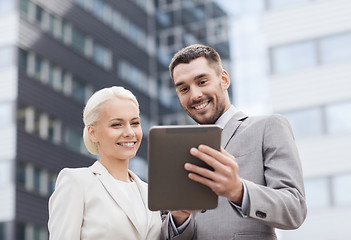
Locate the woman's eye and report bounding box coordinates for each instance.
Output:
[111,123,121,127]
[132,122,140,126]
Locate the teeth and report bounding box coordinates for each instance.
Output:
[119,142,134,146]
[194,102,208,110]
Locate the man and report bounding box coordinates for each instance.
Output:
[161,44,307,240]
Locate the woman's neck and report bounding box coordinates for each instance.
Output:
[99,157,131,182]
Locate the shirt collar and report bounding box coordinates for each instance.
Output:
[215,105,237,129]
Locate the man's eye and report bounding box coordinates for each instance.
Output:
[180,87,188,92]
[199,80,207,85]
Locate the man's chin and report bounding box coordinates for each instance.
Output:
[192,115,216,125]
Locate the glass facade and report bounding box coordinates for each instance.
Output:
[320,32,351,65]
[266,0,310,10]
[73,0,153,54]
[0,102,12,127]
[304,177,330,209]
[270,32,351,75]
[0,160,11,187]
[283,107,324,139]
[283,99,351,140]
[326,101,351,135]
[271,41,317,75]
[0,0,15,15]
[0,46,14,70]
[1,0,231,238]
[20,0,112,70]
[332,173,351,206]
[305,171,351,209]
[19,48,93,104]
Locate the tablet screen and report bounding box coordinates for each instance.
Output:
[147,125,221,211]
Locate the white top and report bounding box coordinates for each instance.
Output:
[115,179,148,238]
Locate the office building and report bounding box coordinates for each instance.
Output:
[0,0,156,239]
[0,0,232,239]
[263,0,351,239]
[155,0,232,125]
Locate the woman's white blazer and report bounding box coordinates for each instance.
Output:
[48,161,161,240]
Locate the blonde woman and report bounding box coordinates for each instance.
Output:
[48,86,161,240]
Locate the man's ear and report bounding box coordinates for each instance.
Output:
[221,69,230,90]
[87,125,98,143]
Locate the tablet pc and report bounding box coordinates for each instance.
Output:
[147,125,221,211]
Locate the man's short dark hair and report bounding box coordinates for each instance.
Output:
[169,44,222,81]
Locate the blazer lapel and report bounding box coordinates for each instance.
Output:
[128,170,151,237]
[89,161,142,238]
[221,111,248,149]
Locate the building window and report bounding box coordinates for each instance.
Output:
[21,0,111,70]
[0,222,4,240]
[92,0,105,21]
[332,173,351,206]
[304,177,331,209]
[271,40,317,75]
[19,48,94,104]
[48,174,56,195]
[93,43,111,69]
[33,167,41,193]
[33,55,43,80]
[16,162,57,197]
[0,0,15,15]
[17,162,26,187]
[0,102,12,127]
[16,223,26,240]
[157,11,173,28]
[17,103,63,144]
[72,77,86,102]
[266,0,311,10]
[73,0,151,53]
[320,32,351,65]
[0,160,11,187]
[34,5,44,24]
[20,0,30,15]
[71,29,86,55]
[326,100,351,135]
[283,107,324,139]
[271,32,351,75]
[16,223,48,240]
[0,46,14,70]
[65,128,84,154]
[117,60,155,98]
[19,48,28,71]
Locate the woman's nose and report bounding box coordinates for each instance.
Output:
[123,124,135,137]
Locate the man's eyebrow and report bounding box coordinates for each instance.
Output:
[175,81,184,88]
[175,73,208,88]
[194,73,207,80]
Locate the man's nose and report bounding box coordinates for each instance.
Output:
[190,87,202,101]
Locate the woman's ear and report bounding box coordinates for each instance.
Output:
[87,125,98,143]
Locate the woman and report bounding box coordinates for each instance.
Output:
[48,86,161,240]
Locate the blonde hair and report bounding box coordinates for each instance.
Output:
[83,86,139,155]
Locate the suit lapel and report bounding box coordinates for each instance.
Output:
[89,161,142,238]
[221,111,248,149]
